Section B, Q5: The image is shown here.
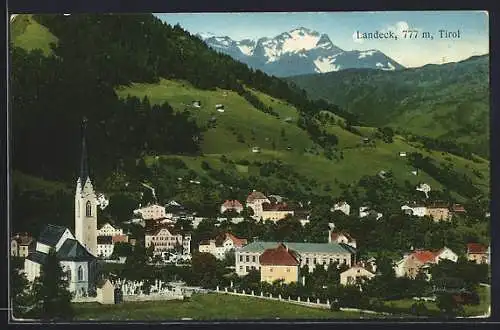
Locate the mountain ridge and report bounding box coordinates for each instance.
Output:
[199,27,404,77]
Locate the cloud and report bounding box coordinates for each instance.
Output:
[382,21,422,39]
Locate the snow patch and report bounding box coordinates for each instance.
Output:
[282,34,320,53]
[237,44,254,56]
[358,50,377,59]
[381,62,396,71]
[313,56,341,73]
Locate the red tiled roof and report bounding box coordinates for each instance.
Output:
[451,204,466,212]
[467,243,487,254]
[411,250,437,264]
[225,233,247,247]
[247,191,268,203]
[112,235,129,243]
[262,202,291,211]
[222,200,243,209]
[259,243,300,266]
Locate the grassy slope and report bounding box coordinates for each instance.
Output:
[116,79,489,197]
[73,293,370,320]
[287,56,490,158]
[9,14,58,55]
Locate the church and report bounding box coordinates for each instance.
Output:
[24,118,98,297]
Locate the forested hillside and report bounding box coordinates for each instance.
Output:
[287,55,490,158]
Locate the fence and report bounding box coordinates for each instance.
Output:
[211,286,390,315]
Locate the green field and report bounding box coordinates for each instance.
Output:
[73,293,369,320]
[116,78,489,197]
[383,285,490,317]
[10,14,57,55]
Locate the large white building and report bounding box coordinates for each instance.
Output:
[145,226,191,257]
[97,223,123,237]
[235,241,356,276]
[401,204,428,217]
[198,232,247,260]
[97,236,114,258]
[134,204,166,220]
[246,191,271,220]
[24,225,97,297]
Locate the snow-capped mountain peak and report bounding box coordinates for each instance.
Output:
[202,27,404,76]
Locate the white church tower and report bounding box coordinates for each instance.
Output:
[75,118,97,256]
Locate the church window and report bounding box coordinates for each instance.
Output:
[78,266,84,281]
[86,201,92,217]
[66,268,72,281]
[77,200,80,215]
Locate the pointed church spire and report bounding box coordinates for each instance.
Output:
[79,117,90,183]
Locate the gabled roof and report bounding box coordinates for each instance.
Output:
[56,239,96,261]
[259,243,300,266]
[38,224,68,247]
[246,191,268,203]
[224,233,247,247]
[411,250,437,264]
[262,202,291,211]
[26,251,48,265]
[330,231,355,243]
[467,243,487,254]
[222,200,243,209]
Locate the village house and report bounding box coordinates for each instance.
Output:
[198,232,247,260]
[401,203,428,217]
[235,241,356,276]
[220,200,244,214]
[24,224,97,297]
[144,225,192,257]
[261,202,295,222]
[340,264,375,286]
[394,247,458,279]
[246,191,271,220]
[466,243,489,264]
[259,243,300,284]
[11,233,34,257]
[97,236,114,258]
[426,202,452,222]
[331,201,350,216]
[97,223,124,237]
[328,230,357,249]
[133,203,167,220]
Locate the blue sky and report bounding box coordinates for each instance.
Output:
[155,11,489,68]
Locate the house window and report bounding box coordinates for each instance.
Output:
[239,266,243,271]
[286,268,290,273]
[252,256,256,262]
[77,266,84,281]
[246,256,249,262]
[85,201,92,217]
[239,255,243,262]
[313,258,317,264]
[330,258,333,263]
[305,258,309,264]
[246,266,249,272]
[270,268,273,272]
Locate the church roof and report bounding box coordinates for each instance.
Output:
[79,117,90,183]
[38,224,68,247]
[56,239,95,261]
[26,251,48,265]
